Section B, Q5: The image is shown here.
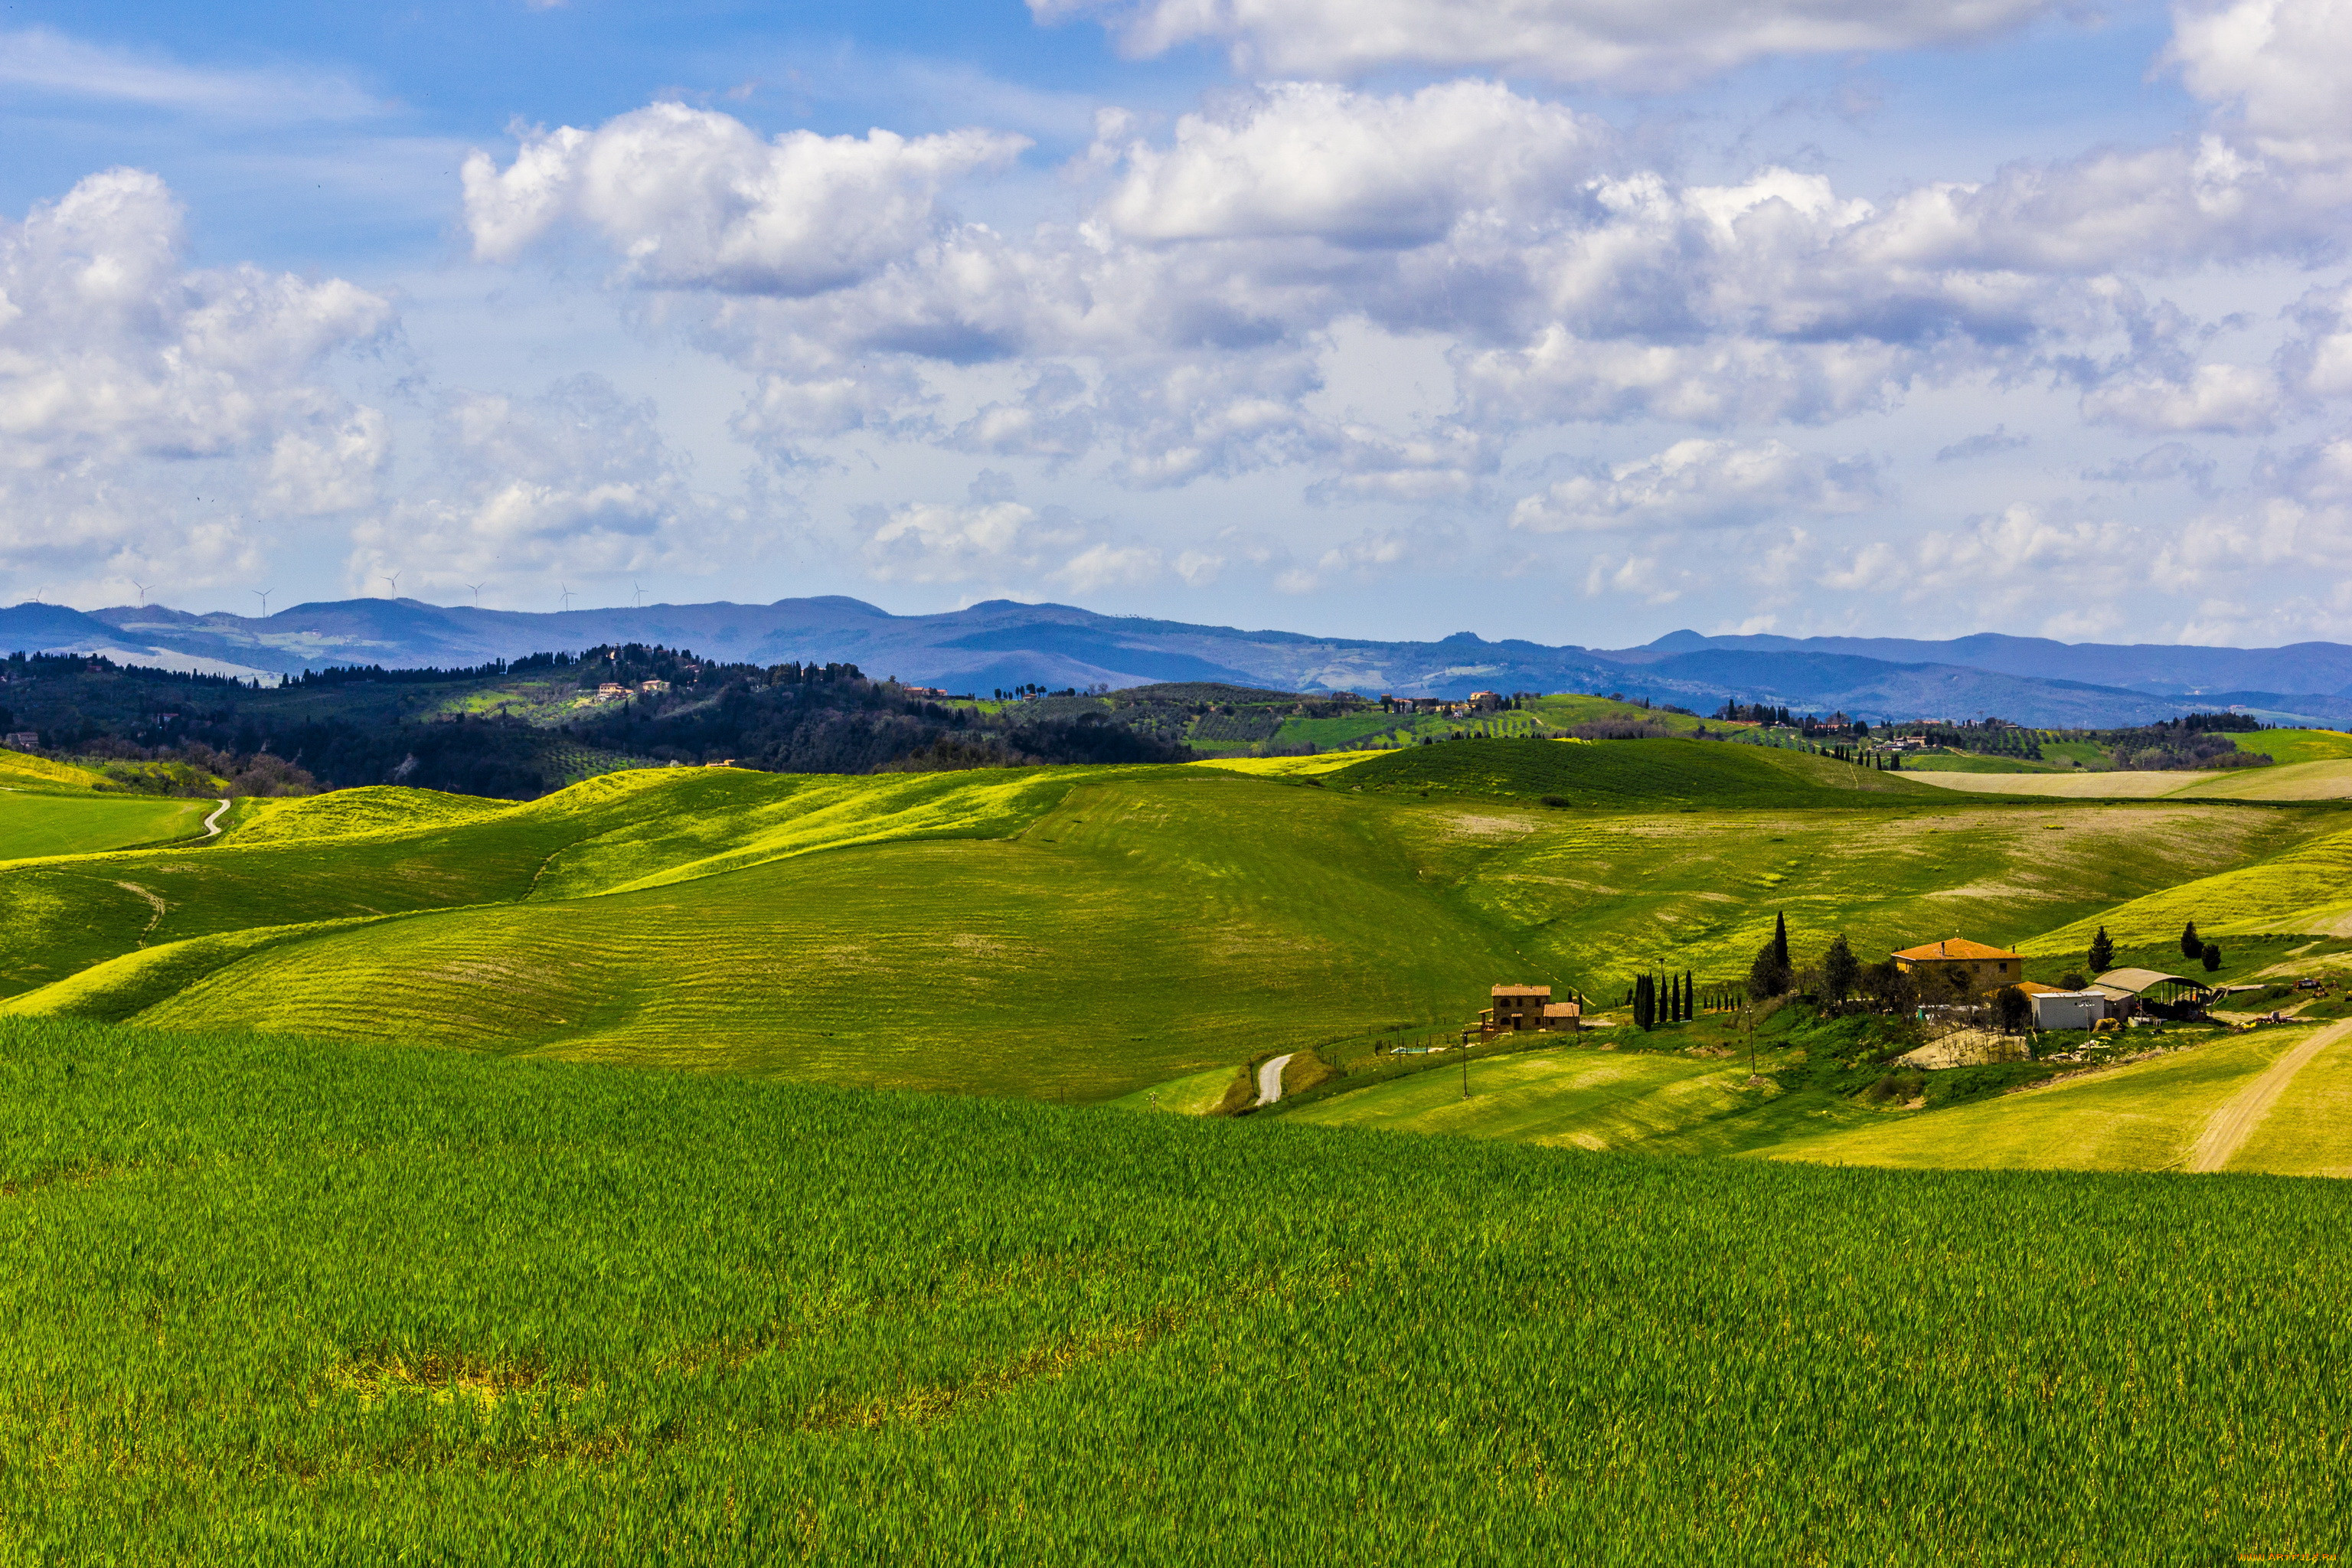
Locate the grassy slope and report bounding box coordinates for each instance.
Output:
[0,768,1080,1003]
[5,747,2333,1105]
[2,746,2341,1101]
[1280,1043,1770,1149]
[5,1015,2346,1564]
[1905,769,2203,797]
[1756,1027,2325,1173]
[1910,758,2352,801]
[2231,1023,2352,1176]
[2236,727,2352,765]
[2023,818,2352,952]
[1897,753,2069,773]
[97,773,1537,1098]
[0,747,111,792]
[2170,757,2352,799]
[0,792,214,859]
[1341,735,1940,807]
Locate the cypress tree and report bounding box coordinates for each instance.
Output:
[2180,920,2202,960]
[1772,911,1789,970]
[2088,926,2113,973]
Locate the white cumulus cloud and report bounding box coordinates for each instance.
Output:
[1511,439,1881,532]
[462,102,1030,296]
[0,168,391,594]
[1030,0,2060,90]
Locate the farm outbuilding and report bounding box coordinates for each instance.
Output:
[2089,968,2216,1020]
[2029,991,2109,1030]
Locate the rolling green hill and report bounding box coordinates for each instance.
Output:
[2236,727,2352,765]
[2021,818,2352,952]
[0,746,112,792]
[1912,758,2352,800]
[6,1014,2344,1562]
[0,792,216,859]
[1759,1022,2352,1176]
[1339,734,1939,807]
[2,750,2339,1101]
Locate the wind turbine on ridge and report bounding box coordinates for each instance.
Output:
[381,571,400,599]
[131,580,149,609]
[466,583,485,607]
[253,587,273,618]
[558,583,574,612]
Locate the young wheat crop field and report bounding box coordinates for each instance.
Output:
[2,1015,2347,1565]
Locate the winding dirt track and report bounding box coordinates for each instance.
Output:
[1256,1054,1296,1107]
[2187,1018,2352,1172]
[201,799,230,838]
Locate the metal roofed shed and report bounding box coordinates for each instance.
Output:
[2090,968,2216,1021]
[2030,990,2109,1031]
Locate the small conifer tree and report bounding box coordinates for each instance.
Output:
[2088,926,2114,973]
[2180,920,2202,959]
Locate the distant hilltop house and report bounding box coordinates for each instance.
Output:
[571,681,635,709]
[639,679,671,694]
[1478,984,1581,1036]
[1377,691,1514,720]
[1891,937,2024,990]
[2,730,36,750]
[900,685,949,699]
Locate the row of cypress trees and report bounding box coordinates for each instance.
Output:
[1632,969,1697,1031]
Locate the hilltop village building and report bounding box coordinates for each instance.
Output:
[1891,938,2024,991]
[1479,985,1581,1035]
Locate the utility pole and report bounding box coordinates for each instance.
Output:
[1461,1034,1470,1099]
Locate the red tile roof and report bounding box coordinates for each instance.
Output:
[1891,938,2020,962]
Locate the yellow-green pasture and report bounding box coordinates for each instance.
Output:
[1760,1024,2352,1175]
[5,746,2338,1101]
[2025,818,2352,952]
[0,747,109,792]
[1279,1040,1794,1150]
[2235,728,2352,766]
[0,791,216,860]
[1909,758,2352,801]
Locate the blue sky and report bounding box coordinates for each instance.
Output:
[4,0,2350,647]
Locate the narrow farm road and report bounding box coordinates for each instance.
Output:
[201,799,230,838]
[1257,1054,1295,1107]
[2187,1018,2352,1172]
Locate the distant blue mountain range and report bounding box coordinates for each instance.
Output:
[5,596,2349,730]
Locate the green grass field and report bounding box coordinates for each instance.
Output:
[1280,1039,1782,1149]
[0,746,110,792]
[1341,733,1936,807]
[2237,727,2352,765]
[0,791,215,859]
[2023,818,2352,952]
[1897,751,2069,773]
[2172,757,2352,799]
[1909,756,2352,801]
[1906,769,2210,797]
[3,745,2343,1102]
[5,1014,2347,1564]
[1759,1021,2352,1174]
